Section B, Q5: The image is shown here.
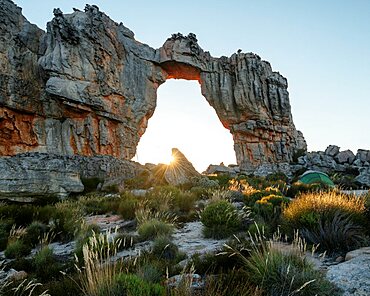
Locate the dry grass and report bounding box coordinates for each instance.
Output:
[76,229,122,296]
[283,191,366,222]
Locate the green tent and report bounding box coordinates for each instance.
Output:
[299,170,335,187]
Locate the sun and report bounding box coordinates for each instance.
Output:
[168,155,176,165]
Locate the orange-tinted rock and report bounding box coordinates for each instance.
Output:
[0,1,306,173]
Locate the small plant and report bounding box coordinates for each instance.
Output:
[110,273,165,296]
[118,194,138,220]
[138,219,174,241]
[4,239,31,259]
[301,212,367,253]
[24,221,47,247]
[282,192,367,253]
[200,200,241,239]
[33,246,61,281]
[152,236,179,261]
[228,233,338,296]
[283,191,366,230]
[76,230,122,296]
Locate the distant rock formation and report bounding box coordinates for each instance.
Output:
[0,0,305,174]
[292,145,370,187]
[164,148,200,185]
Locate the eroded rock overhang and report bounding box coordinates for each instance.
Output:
[0,1,306,173]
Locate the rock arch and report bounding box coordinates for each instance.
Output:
[0,1,306,172]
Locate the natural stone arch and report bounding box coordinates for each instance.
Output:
[0,2,306,173]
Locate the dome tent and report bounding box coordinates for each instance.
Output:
[299,170,335,187]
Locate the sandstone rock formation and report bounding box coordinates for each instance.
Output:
[326,247,370,296]
[0,152,140,201]
[293,145,370,187]
[0,0,305,177]
[164,148,200,185]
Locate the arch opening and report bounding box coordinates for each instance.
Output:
[135,79,236,172]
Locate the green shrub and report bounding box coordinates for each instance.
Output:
[0,220,12,251]
[286,182,329,198]
[109,273,165,296]
[118,194,139,220]
[208,174,231,188]
[40,276,81,296]
[74,224,101,263]
[203,269,258,296]
[135,263,163,284]
[4,239,32,259]
[0,204,36,226]
[152,236,179,261]
[138,219,174,241]
[200,200,241,239]
[248,221,271,238]
[24,221,47,247]
[301,212,367,253]
[244,246,337,295]
[125,170,152,189]
[172,191,197,214]
[50,202,84,241]
[283,191,367,253]
[33,246,61,281]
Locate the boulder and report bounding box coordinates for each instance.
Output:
[326,248,370,296]
[356,149,370,163]
[0,154,84,201]
[325,145,340,157]
[164,148,200,185]
[204,163,237,175]
[335,150,356,164]
[0,153,141,201]
[354,167,370,187]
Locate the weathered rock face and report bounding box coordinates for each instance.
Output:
[0,152,141,201]
[160,34,307,171]
[293,146,370,187]
[164,148,200,185]
[0,0,305,174]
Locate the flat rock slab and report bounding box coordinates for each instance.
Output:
[326,251,370,296]
[85,214,135,232]
[172,222,227,256]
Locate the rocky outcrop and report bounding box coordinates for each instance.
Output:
[293,145,370,187]
[326,247,370,296]
[204,163,240,176]
[0,0,305,176]
[164,148,200,185]
[0,153,141,201]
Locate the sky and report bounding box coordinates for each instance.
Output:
[13,0,370,172]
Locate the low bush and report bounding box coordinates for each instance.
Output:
[138,219,174,240]
[286,182,329,198]
[50,201,84,241]
[282,191,367,253]
[201,200,241,239]
[109,273,165,296]
[33,246,61,281]
[244,247,337,295]
[0,204,36,226]
[0,220,12,251]
[118,193,139,220]
[135,262,163,284]
[4,239,32,259]
[233,237,338,296]
[24,221,47,247]
[301,212,367,253]
[152,236,179,261]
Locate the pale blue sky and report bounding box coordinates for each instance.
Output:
[14,0,370,171]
